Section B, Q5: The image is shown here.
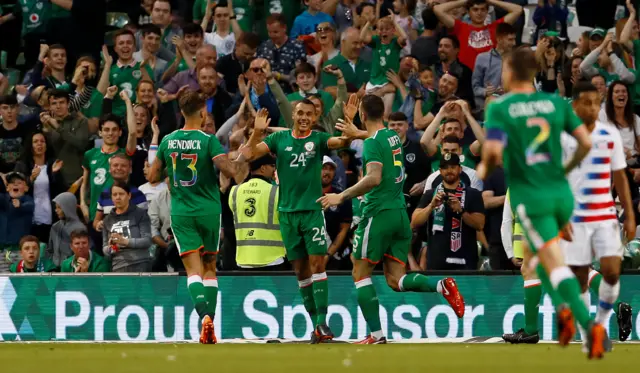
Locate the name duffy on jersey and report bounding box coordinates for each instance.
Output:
[167,139,202,150]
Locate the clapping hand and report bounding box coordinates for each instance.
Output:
[102,45,113,66]
[52,160,64,173]
[342,93,359,122]
[254,108,271,131]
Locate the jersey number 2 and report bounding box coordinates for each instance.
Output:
[170,152,198,187]
[525,118,551,165]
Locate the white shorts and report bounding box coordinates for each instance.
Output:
[561,220,623,266]
[365,82,388,93]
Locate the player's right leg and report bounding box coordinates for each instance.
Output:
[385,209,465,317]
[198,214,222,344]
[172,215,212,344]
[516,203,606,358]
[503,243,542,344]
[588,269,633,341]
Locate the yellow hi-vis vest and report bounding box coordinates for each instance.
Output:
[507,190,525,259]
[229,178,285,267]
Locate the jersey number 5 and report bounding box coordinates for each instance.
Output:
[392,148,405,183]
[525,118,551,166]
[170,152,198,187]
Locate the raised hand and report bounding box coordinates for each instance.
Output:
[156,88,170,103]
[254,108,271,131]
[106,85,118,99]
[151,116,160,136]
[261,60,272,79]
[102,45,113,66]
[30,167,41,182]
[119,90,131,102]
[172,35,185,51]
[39,44,49,61]
[343,93,359,122]
[335,118,360,138]
[52,160,64,173]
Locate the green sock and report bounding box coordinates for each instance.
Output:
[187,275,209,318]
[298,279,317,326]
[203,278,219,317]
[536,264,564,308]
[400,273,440,292]
[551,267,592,330]
[312,273,329,326]
[355,278,382,335]
[523,280,542,335]
[588,270,621,312]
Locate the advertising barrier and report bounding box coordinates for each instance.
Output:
[1,274,639,341]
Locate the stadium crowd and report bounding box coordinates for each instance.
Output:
[0,0,640,274]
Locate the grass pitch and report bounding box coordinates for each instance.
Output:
[1,343,638,372]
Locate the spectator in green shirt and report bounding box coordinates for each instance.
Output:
[61,230,110,273]
[321,27,371,97]
[10,235,57,273]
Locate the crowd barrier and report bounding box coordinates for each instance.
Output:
[1,271,639,342]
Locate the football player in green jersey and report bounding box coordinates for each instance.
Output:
[241,100,352,343]
[149,90,237,344]
[477,47,607,359]
[319,95,465,344]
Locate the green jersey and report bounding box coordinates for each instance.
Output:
[262,130,331,212]
[80,90,104,119]
[83,147,126,221]
[17,0,50,35]
[369,36,402,86]
[485,92,582,197]
[10,257,57,273]
[109,61,152,116]
[157,129,226,216]
[61,252,110,273]
[360,128,406,217]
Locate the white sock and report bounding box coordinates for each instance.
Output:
[436,280,443,294]
[549,266,574,289]
[577,290,590,343]
[596,280,620,324]
[371,330,384,339]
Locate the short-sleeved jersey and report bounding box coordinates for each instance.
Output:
[157,129,226,216]
[485,92,582,198]
[370,36,402,85]
[360,128,406,217]
[83,147,125,221]
[561,121,626,223]
[109,62,153,116]
[262,130,331,212]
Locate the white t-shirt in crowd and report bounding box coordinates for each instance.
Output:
[33,164,52,225]
[204,32,236,57]
[598,109,640,155]
[139,182,168,204]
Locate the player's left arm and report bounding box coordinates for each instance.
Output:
[213,154,237,179]
[611,129,636,240]
[341,161,382,200]
[476,102,503,180]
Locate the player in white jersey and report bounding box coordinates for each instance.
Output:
[560,82,636,345]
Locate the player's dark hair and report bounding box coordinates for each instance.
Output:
[605,81,636,132]
[70,229,90,241]
[388,112,408,122]
[356,2,375,16]
[47,44,66,58]
[496,23,516,38]
[238,32,261,50]
[590,73,605,83]
[440,35,460,49]
[111,180,131,195]
[295,62,316,78]
[0,94,18,106]
[505,47,538,83]
[19,235,39,250]
[48,89,69,102]
[182,22,204,37]
[571,81,598,100]
[179,89,206,117]
[442,134,462,145]
[113,29,136,44]
[142,24,162,37]
[442,118,462,131]
[99,114,123,131]
[297,98,316,110]
[421,7,439,31]
[266,13,287,26]
[360,95,384,121]
[466,0,488,9]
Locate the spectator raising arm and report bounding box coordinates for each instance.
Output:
[580,33,635,84]
[620,0,637,50]
[490,0,524,25]
[227,0,243,39]
[121,91,140,156]
[456,99,485,155]
[433,0,466,29]
[420,102,451,156]
[360,21,373,45]
[97,45,113,96]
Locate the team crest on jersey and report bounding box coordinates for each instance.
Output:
[406,153,415,163]
[304,142,314,152]
[132,70,142,79]
[36,2,42,9]
[459,154,465,163]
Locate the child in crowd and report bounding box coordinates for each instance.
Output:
[0,172,35,270]
[393,0,419,42]
[202,0,243,57]
[360,12,408,118]
[10,235,57,273]
[287,62,335,118]
[140,160,168,203]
